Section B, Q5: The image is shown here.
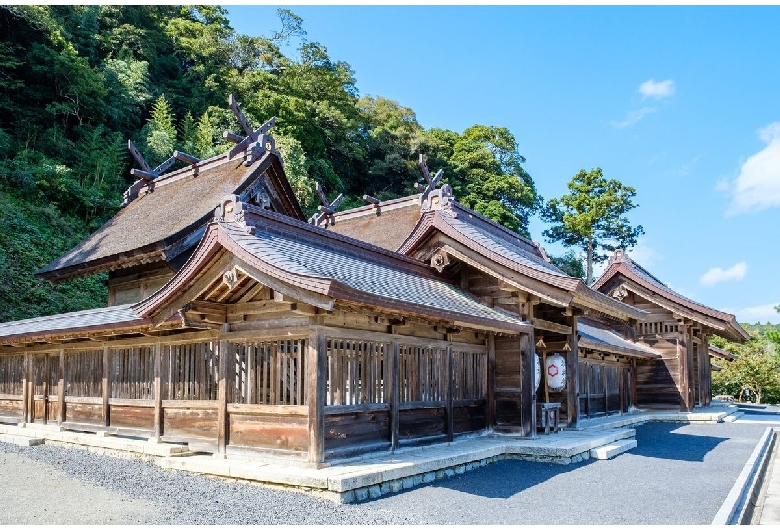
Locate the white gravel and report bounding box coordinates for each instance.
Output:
[0,420,769,525]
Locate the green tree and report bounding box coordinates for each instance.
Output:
[550,249,585,280]
[450,125,538,236]
[139,94,176,166]
[712,333,780,405]
[541,168,644,285]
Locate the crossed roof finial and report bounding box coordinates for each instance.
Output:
[416,154,455,214]
[223,94,278,165]
[308,182,344,227]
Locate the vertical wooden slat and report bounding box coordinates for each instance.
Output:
[567,316,579,428]
[57,349,65,425]
[42,354,50,425]
[296,340,303,406]
[389,339,399,450]
[678,322,690,412]
[102,346,110,427]
[21,353,29,424]
[307,331,326,464]
[154,342,163,438]
[446,341,454,442]
[487,334,496,430]
[217,337,229,455]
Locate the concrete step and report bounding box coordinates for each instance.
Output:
[0,433,45,447]
[722,411,745,423]
[590,438,637,460]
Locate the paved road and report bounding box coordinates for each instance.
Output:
[0,421,769,525]
[729,403,780,525]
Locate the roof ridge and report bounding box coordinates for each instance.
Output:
[240,203,439,277]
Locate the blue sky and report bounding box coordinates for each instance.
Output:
[225,5,780,324]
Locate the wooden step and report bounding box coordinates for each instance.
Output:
[590,438,637,460]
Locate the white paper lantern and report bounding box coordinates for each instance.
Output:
[545,353,566,391]
[534,354,541,392]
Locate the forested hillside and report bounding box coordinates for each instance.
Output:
[0,5,539,322]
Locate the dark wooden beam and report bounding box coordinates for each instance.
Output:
[173,150,200,165]
[128,140,151,172]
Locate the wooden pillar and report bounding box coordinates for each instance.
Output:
[102,345,110,427]
[57,349,65,425]
[445,339,454,442]
[21,353,29,424]
[153,342,163,438]
[567,316,579,428]
[217,338,229,455]
[677,321,692,412]
[42,354,50,425]
[704,336,710,405]
[486,333,496,430]
[389,338,400,450]
[630,358,637,410]
[307,331,326,464]
[519,332,536,437]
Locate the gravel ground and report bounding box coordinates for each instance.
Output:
[0,421,769,525]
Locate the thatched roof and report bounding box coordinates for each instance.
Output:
[37,151,303,283]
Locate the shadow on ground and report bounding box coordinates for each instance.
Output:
[630,422,727,462]
[423,458,588,500]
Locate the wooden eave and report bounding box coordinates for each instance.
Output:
[399,210,645,323]
[594,261,748,342]
[134,213,531,336]
[578,337,660,360]
[602,271,744,341]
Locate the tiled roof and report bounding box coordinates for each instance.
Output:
[709,344,738,361]
[592,250,749,341]
[37,152,302,282]
[219,210,530,331]
[578,319,659,359]
[0,304,145,341]
[433,205,579,289]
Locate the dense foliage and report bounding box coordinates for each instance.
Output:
[0,5,539,321]
[711,324,780,404]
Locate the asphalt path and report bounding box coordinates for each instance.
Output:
[0,420,770,525]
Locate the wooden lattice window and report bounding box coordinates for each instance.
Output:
[162,342,218,401]
[398,345,446,403]
[0,355,24,395]
[451,350,488,400]
[111,347,154,400]
[326,338,387,406]
[232,338,307,406]
[65,350,103,397]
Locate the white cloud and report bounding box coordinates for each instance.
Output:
[626,238,661,268]
[610,106,656,129]
[638,79,675,99]
[724,122,780,214]
[729,303,780,325]
[699,261,748,286]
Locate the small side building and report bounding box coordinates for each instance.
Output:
[592,250,749,411]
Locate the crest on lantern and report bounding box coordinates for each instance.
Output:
[545,352,567,391]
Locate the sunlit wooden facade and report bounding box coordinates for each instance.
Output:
[0,98,748,464]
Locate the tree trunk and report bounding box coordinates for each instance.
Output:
[586,239,594,285]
